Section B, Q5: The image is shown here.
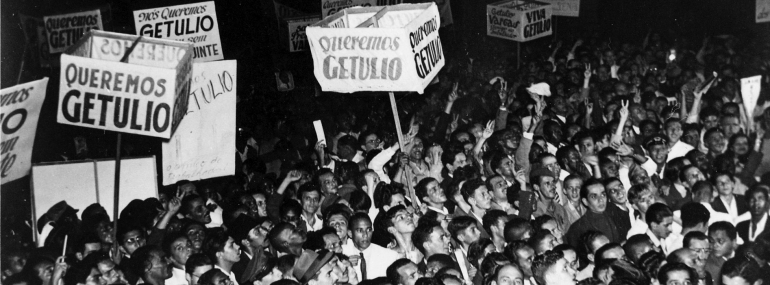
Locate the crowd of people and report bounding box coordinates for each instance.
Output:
[4,19,770,285]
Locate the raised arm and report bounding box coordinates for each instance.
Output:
[612,100,629,144]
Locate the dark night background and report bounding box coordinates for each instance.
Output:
[0,0,768,245]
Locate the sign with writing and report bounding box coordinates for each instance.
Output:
[133,1,223,62]
[44,10,103,54]
[322,0,378,17]
[284,16,322,52]
[543,0,579,17]
[57,30,193,139]
[759,0,770,23]
[19,15,53,68]
[161,60,236,185]
[1,78,49,184]
[307,3,444,93]
[487,0,552,42]
[741,75,762,117]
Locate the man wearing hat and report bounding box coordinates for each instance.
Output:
[293,249,340,285]
[230,215,270,284]
[531,168,569,232]
[640,134,670,180]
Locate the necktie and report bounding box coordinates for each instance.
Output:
[360,252,367,280]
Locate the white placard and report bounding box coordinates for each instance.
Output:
[161,60,237,185]
[1,78,49,184]
[742,75,762,117]
[313,120,326,143]
[133,1,224,62]
[542,0,579,17]
[322,0,377,17]
[758,0,770,23]
[44,10,103,53]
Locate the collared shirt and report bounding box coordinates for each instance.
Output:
[547,142,559,155]
[454,248,473,285]
[646,229,682,255]
[214,265,238,285]
[165,267,188,285]
[427,206,449,215]
[749,215,769,241]
[720,196,739,218]
[641,156,665,179]
[668,140,695,162]
[534,199,569,231]
[302,214,323,232]
[342,242,400,280]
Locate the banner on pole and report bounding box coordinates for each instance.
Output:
[306,3,445,93]
[43,10,103,54]
[283,16,322,52]
[487,0,552,42]
[1,78,49,184]
[161,60,236,185]
[741,75,762,117]
[542,0,579,17]
[57,30,193,139]
[133,1,223,62]
[758,0,770,23]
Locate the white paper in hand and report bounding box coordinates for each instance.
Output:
[313,120,326,146]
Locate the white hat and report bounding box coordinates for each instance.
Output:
[526,83,551,96]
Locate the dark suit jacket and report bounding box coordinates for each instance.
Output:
[705,254,725,285]
[231,251,251,282]
[736,215,770,242]
[454,207,491,240]
[711,195,748,216]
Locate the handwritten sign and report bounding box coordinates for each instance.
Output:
[322,0,377,17]
[44,10,103,54]
[284,16,322,52]
[542,0,579,17]
[758,0,770,23]
[307,3,444,93]
[487,0,552,42]
[161,60,236,185]
[1,78,49,184]
[57,31,193,139]
[133,1,223,62]
[742,76,762,116]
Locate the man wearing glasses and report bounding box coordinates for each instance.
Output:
[683,232,714,285]
[341,213,399,281]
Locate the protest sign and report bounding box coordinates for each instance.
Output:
[759,0,770,23]
[20,15,53,68]
[283,16,322,52]
[44,10,103,54]
[741,75,762,116]
[322,0,377,17]
[161,60,236,185]
[133,1,223,62]
[1,78,49,184]
[542,0,579,17]
[487,0,552,42]
[57,30,193,139]
[307,3,445,93]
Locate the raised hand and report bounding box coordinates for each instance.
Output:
[612,141,634,157]
[449,114,460,133]
[619,100,629,119]
[585,99,594,114]
[168,197,181,214]
[286,170,302,182]
[483,120,495,139]
[449,83,459,102]
[584,63,592,79]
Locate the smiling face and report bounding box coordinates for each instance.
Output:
[496,157,516,178]
[606,181,626,205]
[649,144,669,164]
[706,131,726,153]
[186,198,212,224]
[632,189,656,214]
[563,178,582,202]
[319,173,338,195]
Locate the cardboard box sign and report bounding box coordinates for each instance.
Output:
[133,1,224,62]
[542,0,579,17]
[283,16,322,52]
[44,9,104,54]
[57,30,193,139]
[306,3,445,94]
[487,0,553,42]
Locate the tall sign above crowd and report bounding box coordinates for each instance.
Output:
[758,0,770,23]
[44,10,104,54]
[0,78,49,185]
[487,0,553,42]
[306,3,445,93]
[57,31,193,139]
[133,1,224,62]
[321,0,405,16]
[542,0,579,17]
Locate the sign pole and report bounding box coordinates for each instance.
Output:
[112,37,143,260]
[517,42,521,69]
[388,92,418,205]
[17,44,29,84]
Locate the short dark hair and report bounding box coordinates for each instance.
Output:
[745,184,770,202]
[645,203,672,226]
[482,210,507,236]
[722,256,762,284]
[594,243,623,264]
[161,232,189,257]
[427,254,458,271]
[581,230,607,254]
[185,253,213,274]
[323,205,351,226]
[416,177,439,201]
[503,240,532,264]
[448,216,477,243]
[680,203,710,229]
[580,178,604,199]
[202,228,231,261]
[658,262,695,285]
[623,234,652,264]
[532,250,564,285]
[412,221,440,254]
[349,212,372,229]
[504,217,533,242]
[683,231,709,249]
[460,179,486,203]
[180,194,205,216]
[296,183,321,201]
[347,190,372,213]
[131,245,164,278]
[467,238,494,268]
[708,221,737,241]
[386,258,413,285]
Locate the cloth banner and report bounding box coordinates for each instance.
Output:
[543,0,579,17]
[134,1,224,62]
[307,3,445,93]
[1,78,49,184]
[44,10,103,54]
[161,60,236,185]
[741,76,762,117]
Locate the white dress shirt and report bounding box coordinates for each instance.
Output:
[646,229,682,255]
[302,214,323,232]
[165,267,188,285]
[667,141,694,162]
[720,196,740,218]
[214,265,238,285]
[342,242,399,280]
[749,214,769,242]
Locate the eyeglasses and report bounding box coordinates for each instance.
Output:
[124,237,145,245]
[691,248,712,255]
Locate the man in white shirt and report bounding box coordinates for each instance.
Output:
[203,229,241,284]
[448,216,483,284]
[640,135,669,179]
[415,178,449,215]
[342,213,399,280]
[298,185,323,232]
[645,203,682,255]
[736,186,770,242]
[165,234,193,285]
[664,118,695,162]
